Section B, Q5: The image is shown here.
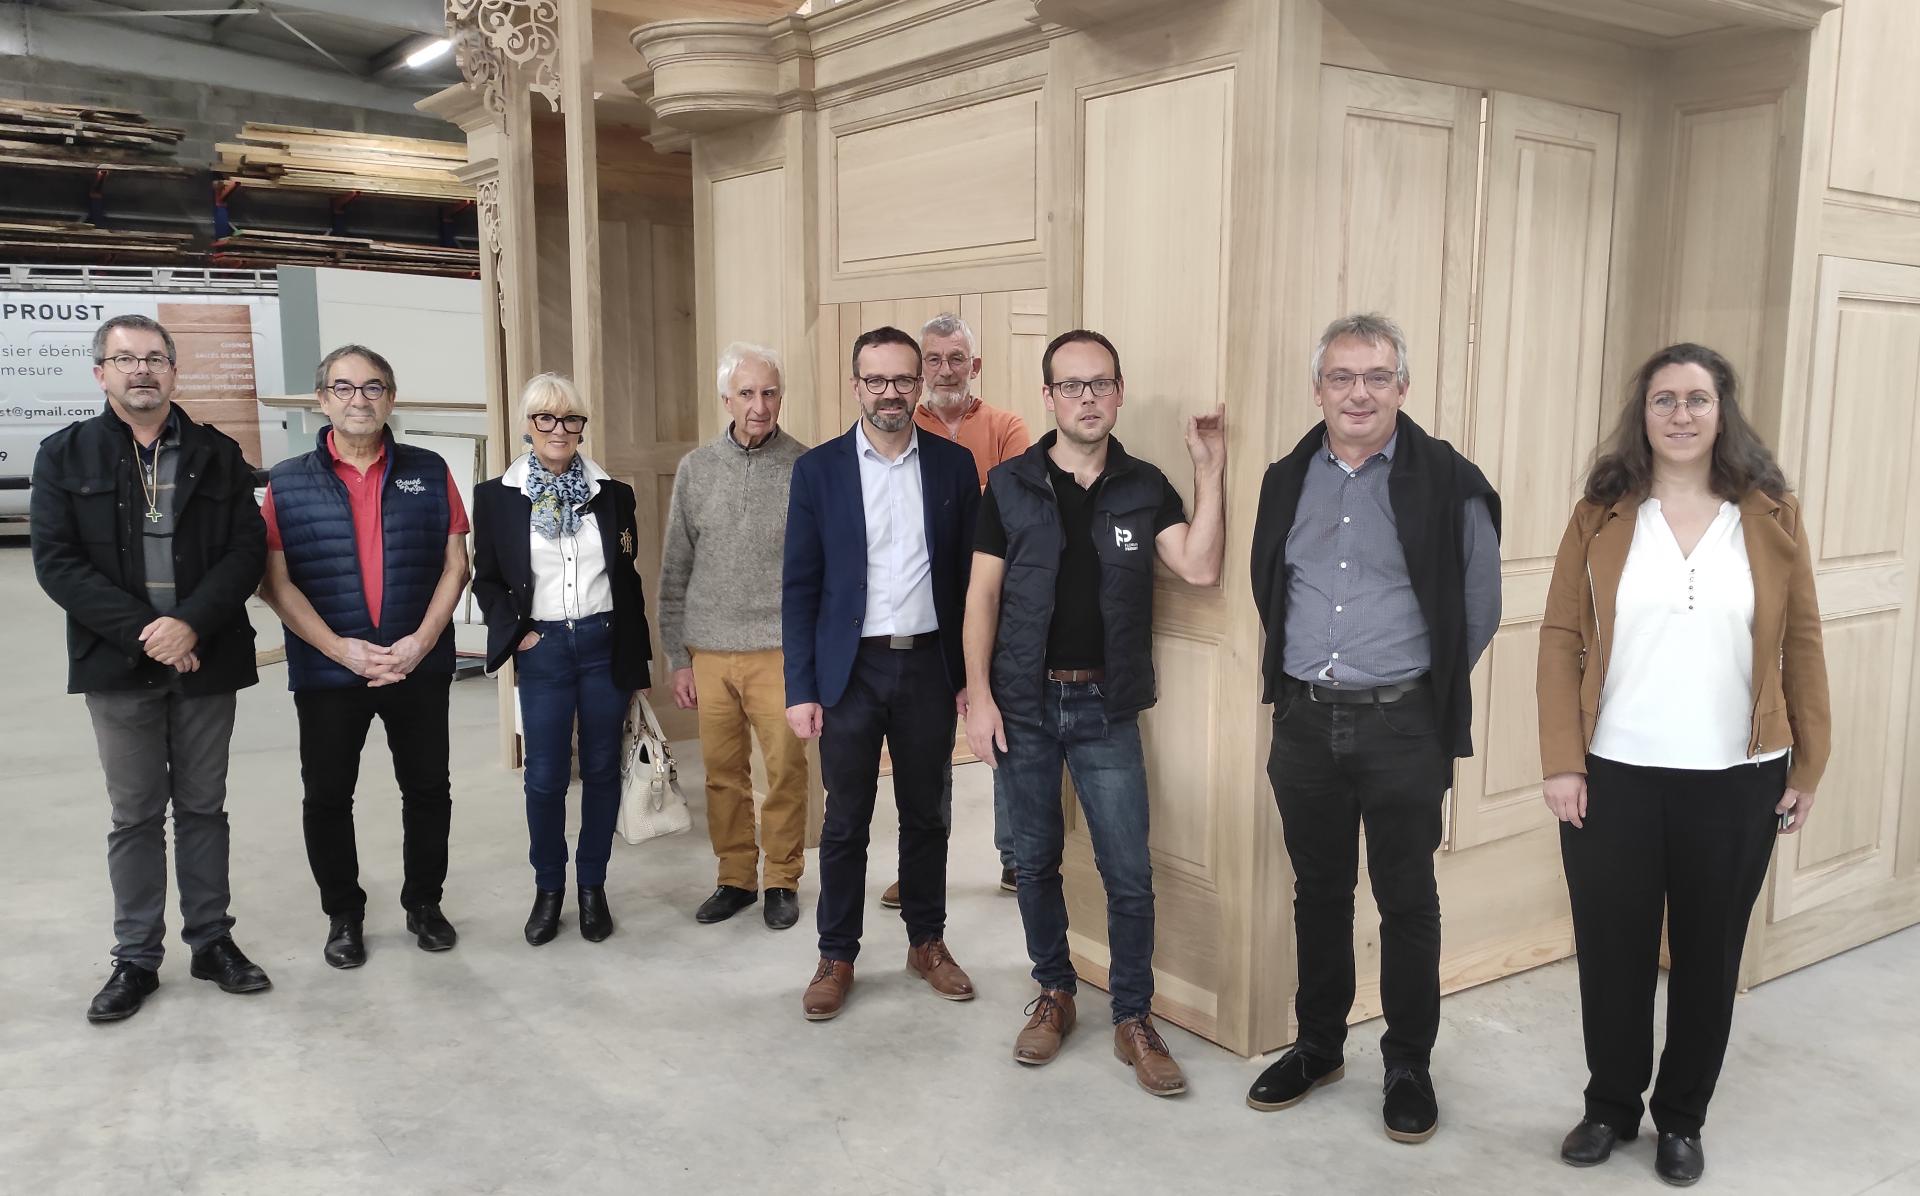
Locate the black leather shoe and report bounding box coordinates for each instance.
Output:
[525,890,563,946]
[1656,1133,1705,1186]
[764,887,799,930]
[999,867,1017,893]
[1247,1046,1346,1111]
[323,917,366,969]
[1561,1118,1634,1167]
[405,904,457,952]
[695,885,757,924]
[1382,1067,1439,1144]
[188,935,271,994]
[87,961,159,1023]
[578,885,614,942]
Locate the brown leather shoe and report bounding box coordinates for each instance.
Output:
[1014,988,1076,1065]
[906,938,975,1001]
[1114,1015,1187,1096]
[880,880,902,909]
[803,958,853,1021]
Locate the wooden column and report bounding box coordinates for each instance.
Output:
[560,0,605,429]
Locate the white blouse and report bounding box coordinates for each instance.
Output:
[503,453,614,622]
[1589,499,1788,771]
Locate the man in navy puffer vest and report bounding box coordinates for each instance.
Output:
[258,345,472,969]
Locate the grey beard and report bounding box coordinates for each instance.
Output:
[866,406,911,433]
[924,388,969,412]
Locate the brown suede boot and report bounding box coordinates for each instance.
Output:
[1114,1015,1187,1096]
[1013,989,1076,1065]
[803,958,854,1021]
[906,938,975,1000]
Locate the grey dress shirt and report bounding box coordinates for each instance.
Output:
[1281,433,1501,686]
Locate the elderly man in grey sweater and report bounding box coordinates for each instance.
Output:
[660,342,812,931]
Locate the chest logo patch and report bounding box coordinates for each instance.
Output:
[394,477,425,494]
[1114,525,1137,551]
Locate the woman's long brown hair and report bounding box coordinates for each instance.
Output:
[1584,342,1789,505]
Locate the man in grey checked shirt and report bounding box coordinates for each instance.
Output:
[1246,313,1501,1145]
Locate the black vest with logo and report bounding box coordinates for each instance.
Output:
[986,432,1167,727]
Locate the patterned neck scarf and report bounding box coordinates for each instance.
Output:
[527,452,591,541]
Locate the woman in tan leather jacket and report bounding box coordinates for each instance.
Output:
[1535,343,1830,1186]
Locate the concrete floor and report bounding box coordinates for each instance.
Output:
[1,532,1917,1196]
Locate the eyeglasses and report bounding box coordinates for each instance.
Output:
[1320,370,1398,394]
[327,380,389,402]
[857,375,923,395]
[101,353,174,374]
[1648,393,1716,418]
[1048,378,1120,399]
[532,412,588,433]
[925,353,972,371]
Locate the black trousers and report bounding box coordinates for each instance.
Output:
[815,640,955,962]
[1564,753,1786,1138]
[293,672,453,918]
[1266,681,1450,1070]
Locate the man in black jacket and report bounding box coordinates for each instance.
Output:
[1246,313,1501,1143]
[31,314,272,1024]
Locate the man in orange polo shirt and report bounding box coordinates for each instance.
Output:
[878,313,1032,910]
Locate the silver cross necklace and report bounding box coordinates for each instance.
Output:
[137,443,164,524]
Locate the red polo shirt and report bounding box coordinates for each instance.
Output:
[262,430,470,625]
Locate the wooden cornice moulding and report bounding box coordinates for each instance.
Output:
[1026,0,1169,30]
[630,18,814,132]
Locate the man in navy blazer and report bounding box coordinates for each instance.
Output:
[783,325,981,1021]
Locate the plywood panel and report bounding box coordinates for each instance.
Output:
[1138,631,1219,877]
[1316,67,1480,440]
[834,91,1041,271]
[1667,103,1781,370]
[1763,257,1920,945]
[1455,91,1617,854]
[1828,0,1920,204]
[1817,303,1919,561]
[1083,67,1234,515]
[651,223,698,444]
[710,167,788,360]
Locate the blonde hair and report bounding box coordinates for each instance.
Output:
[518,372,581,420]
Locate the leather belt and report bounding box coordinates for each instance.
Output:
[1046,667,1106,683]
[1288,675,1428,705]
[862,633,938,650]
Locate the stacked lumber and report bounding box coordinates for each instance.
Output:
[214,124,472,202]
[211,228,477,277]
[0,99,190,176]
[0,218,194,260]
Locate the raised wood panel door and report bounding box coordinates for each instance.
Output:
[1316,67,1480,442]
[1072,65,1237,1038]
[1454,93,1618,851]
[1760,257,1920,968]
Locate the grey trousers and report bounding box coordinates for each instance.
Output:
[85,689,240,970]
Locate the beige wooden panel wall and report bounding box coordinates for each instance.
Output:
[1665,102,1783,371]
[1066,63,1238,1039]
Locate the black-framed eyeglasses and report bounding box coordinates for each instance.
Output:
[1648,393,1716,418]
[857,375,923,395]
[101,353,174,374]
[1319,370,1398,394]
[327,380,389,402]
[532,412,589,433]
[1048,378,1120,400]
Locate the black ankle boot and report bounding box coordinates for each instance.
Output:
[578,885,614,942]
[525,889,563,946]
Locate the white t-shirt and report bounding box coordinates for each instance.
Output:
[1589,499,1788,771]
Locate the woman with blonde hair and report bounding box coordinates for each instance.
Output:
[472,373,652,944]
[1536,343,1830,1186]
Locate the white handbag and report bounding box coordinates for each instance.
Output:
[615,690,692,844]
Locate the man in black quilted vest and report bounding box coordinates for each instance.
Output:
[258,344,472,969]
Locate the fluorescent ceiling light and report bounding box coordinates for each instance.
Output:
[405,38,452,68]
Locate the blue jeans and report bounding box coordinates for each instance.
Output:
[1000,681,1155,1022]
[516,614,631,890]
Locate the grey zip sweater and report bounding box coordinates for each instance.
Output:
[657,424,807,670]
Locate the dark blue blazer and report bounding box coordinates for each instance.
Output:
[782,423,979,708]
